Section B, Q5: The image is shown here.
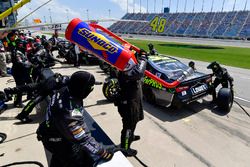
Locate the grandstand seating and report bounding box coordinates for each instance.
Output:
[163,13,179,35]
[165,13,185,35]
[239,12,250,38]
[211,12,237,37]
[196,12,215,36]
[109,10,250,39]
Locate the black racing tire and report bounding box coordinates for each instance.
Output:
[0,132,7,143]
[171,94,183,109]
[142,85,156,104]
[99,62,110,73]
[102,78,120,102]
[216,88,233,114]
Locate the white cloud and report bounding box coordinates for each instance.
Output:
[110,0,146,13]
[17,0,82,24]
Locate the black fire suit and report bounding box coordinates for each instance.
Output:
[37,87,110,167]
[14,74,70,121]
[115,57,147,152]
[11,49,32,106]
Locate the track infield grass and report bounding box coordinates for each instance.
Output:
[47,32,250,69]
[126,39,250,70]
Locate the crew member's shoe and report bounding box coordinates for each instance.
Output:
[1,73,11,77]
[133,135,140,142]
[14,103,24,108]
[4,88,13,101]
[122,148,137,157]
[15,114,33,123]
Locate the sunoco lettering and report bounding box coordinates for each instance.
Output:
[78,28,118,54]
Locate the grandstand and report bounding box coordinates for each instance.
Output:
[109,11,250,40]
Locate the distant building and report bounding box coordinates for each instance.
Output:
[0,0,18,27]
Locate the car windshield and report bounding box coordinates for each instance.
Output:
[154,59,192,80]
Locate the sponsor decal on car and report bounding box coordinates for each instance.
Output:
[191,84,208,95]
[144,76,163,90]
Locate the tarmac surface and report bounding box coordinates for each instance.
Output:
[0,61,250,167]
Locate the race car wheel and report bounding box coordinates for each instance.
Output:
[142,86,156,104]
[171,95,183,109]
[99,61,110,73]
[102,78,120,102]
[216,88,233,114]
[0,132,7,143]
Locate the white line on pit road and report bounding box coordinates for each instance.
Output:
[234,96,250,103]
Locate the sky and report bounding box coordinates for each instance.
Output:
[17,0,250,26]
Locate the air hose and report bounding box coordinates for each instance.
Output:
[1,161,44,167]
[233,100,250,118]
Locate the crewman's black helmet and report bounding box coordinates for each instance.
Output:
[207,61,221,72]
[188,61,195,68]
[148,43,154,50]
[68,71,95,99]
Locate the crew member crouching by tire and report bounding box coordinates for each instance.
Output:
[207,61,234,103]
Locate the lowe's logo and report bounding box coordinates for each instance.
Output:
[78,28,118,54]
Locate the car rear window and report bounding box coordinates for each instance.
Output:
[156,61,189,71]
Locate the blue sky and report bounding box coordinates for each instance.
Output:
[18,0,250,26]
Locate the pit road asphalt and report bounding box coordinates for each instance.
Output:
[0,61,250,167]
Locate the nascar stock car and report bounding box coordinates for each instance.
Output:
[142,55,212,108]
[102,54,233,112]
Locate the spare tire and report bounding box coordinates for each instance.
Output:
[216,88,233,114]
[0,132,7,143]
[102,78,120,102]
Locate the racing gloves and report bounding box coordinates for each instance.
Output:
[139,49,149,60]
[99,148,114,162]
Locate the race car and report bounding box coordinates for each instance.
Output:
[142,55,213,108]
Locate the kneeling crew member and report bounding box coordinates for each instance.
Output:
[207,61,234,102]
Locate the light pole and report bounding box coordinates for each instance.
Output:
[66,9,69,21]
[29,8,34,23]
[154,0,156,13]
[48,8,52,23]
[184,0,187,12]
[211,0,214,12]
[233,0,237,11]
[86,9,89,20]
[176,0,179,13]
[127,0,129,13]
[140,0,141,13]
[201,0,204,12]
[244,0,248,11]
[192,0,196,13]
[222,0,225,12]
[108,9,111,18]
[43,16,46,23]
[161,0,164,13]
[133,0,135,13]
[147,0,149,13]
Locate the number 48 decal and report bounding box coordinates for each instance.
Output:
[150,16,167,33]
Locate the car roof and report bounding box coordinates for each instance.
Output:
[148,55,179,64]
